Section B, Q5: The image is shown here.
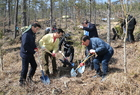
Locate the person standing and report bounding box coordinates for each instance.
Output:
[81,35,114,80]
[19,23,41,86]
[39,28,64,76]
[121,15,137,43]
[79,20,99,70]
[80,20,98,38]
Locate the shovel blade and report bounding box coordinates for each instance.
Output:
[40,75,50,85]
[70,68,77,77]
[77,65,85,74]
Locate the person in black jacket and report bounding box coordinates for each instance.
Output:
[59,33,74,67]
[79,20,99,70]
[121,15,137,43]
[80,20,98,38]
[19,23,41,86]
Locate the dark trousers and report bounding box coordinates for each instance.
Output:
[64,46,74,63]
[19,55,37,82]
[127,28,135,43]
[44,52,57,75]
[93,48,114,75]
[112,28,120,40]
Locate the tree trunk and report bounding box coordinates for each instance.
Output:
[8,0,11,30]
[28,0,31,25]
[93,0,96,24]
[65,0,67,29]
[21,0,27,26]
[0,49,3,71]
[107,0,111,44]
[14,0,19,39]
[89,0,91,22]
[50,0,53,33]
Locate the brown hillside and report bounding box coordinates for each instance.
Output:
[0,22,140,95]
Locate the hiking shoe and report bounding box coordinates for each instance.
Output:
[92,74,102,78]
[92,71,102,78]
[27,77,35,84]
[101,74,107,82]
[19,81,26,87]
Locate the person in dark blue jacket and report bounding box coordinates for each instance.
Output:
[81,36,114,80]
[79,20,99,70]
[80,20,98,38]
[19,23,41,86]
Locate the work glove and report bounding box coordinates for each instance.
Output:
[79,25,83,29]
[52,53,56,57]
[80,63,85,67]
[41,46,46,50]
[89,49,96,54]
[59,51,62,53]
[34,48,38,52]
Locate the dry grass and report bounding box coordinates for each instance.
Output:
[0,21,140,95]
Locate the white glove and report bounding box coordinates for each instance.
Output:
[79,25,83,29]
[89,49,96,54]
[41,46,46,50]
[59,51,62,53]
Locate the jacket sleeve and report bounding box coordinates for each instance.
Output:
[22,33,35,54]
[83,24,95,32]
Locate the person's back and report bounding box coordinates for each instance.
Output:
[88,37,112,55]
[127,15,136,30]
[88,23,98,38]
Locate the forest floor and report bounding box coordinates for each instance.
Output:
[0,21,140,95]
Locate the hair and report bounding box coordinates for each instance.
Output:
[32,23,41,28]
[81,35,90,41]
[82,19,89,24]
[57,28,64,34]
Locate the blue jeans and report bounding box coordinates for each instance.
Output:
[19,55,37,82]
[93,48,114,75]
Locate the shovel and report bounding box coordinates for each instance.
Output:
[77,53,91,74]
[36,52,50,85]
[59,51,75,66]
[70,54,95,77]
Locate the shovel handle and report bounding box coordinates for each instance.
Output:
[82,54,95,63]
[60,52,67,59]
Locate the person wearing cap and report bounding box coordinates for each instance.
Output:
[19,23,41,86]
[39,28,64,76]
[81,35,114,80]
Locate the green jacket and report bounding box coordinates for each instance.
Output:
[114,24,123,36]
[39,33,59,53]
